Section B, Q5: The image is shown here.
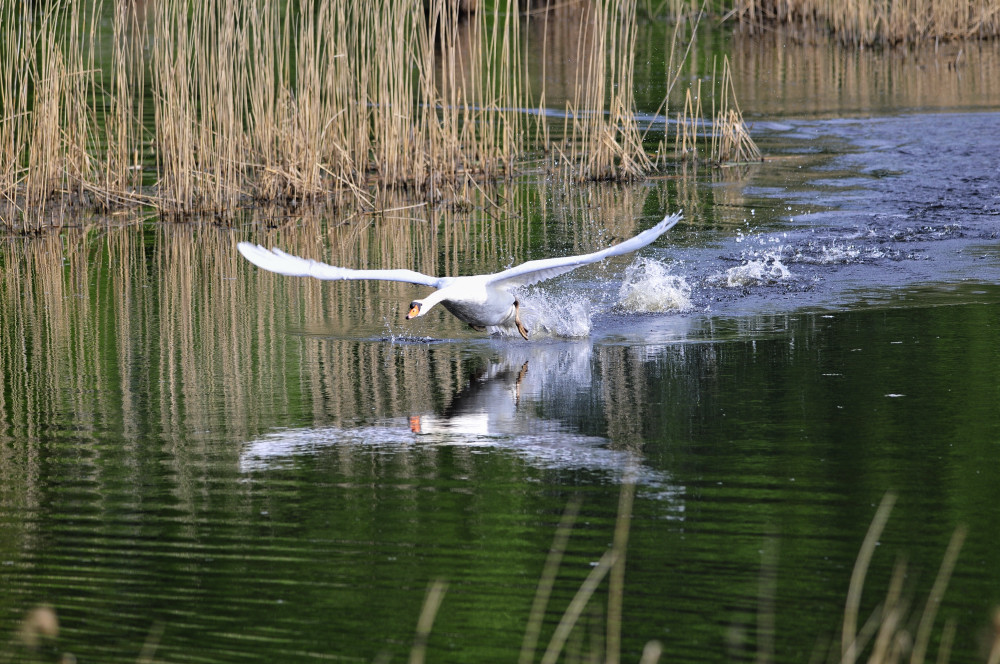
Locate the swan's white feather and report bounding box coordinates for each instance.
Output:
[484,211,682,288]
[237,211,683,336]
[237,242,445,287]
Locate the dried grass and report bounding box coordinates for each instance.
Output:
[4,0,997,229]
[732,0,1000,46]
[710,55,762,164]
[563,0,653,181]
[667,55,761,167]
[0,0,150,229]
[0,0,718,227]
[401,489,976,664]
[838,492,968,664]
[145,0,533,213]
[673,83,705,162]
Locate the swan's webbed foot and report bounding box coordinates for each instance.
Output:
[514,300,529,340]
[470,324,487,332]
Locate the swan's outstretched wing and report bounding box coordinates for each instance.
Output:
[237,242,445,287]
[487,211,682,289]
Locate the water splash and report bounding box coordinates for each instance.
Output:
[616,257,693,312]
[712,253,794,287]
[802,243,863,264]
[488,289,593,338]
[786,240,895,264]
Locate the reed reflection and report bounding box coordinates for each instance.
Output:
[725,28,1000,116]
[0,194,566,372]
[0,181,690,524]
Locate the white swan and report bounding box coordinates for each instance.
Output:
[237,211,682,339]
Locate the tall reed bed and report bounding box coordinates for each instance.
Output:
[562,0,652,181]
[100,1,146,207]
[0,0,146,230]
[1,0,693,225]
[0,2,91,219]
[733,0,1000,45]
[143,0,535,212]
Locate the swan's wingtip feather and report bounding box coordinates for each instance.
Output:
[237,242,278,262]
[658,210,683,229]
[236,242,311,277]
[644,210,683,239]
[236,241,261,256]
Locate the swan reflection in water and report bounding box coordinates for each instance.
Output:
[240,341,681,506]
[408,342,584,437]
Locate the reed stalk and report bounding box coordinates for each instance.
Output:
[669,55,761,168]
[710,55,762,164]
[839,493,968,664]
[24,5,66,215]
[564,0,653,181]
[100,1,145,207]
[0,1,32,216]
[0,1,102,227]
[733,0,1000,46]
[674,83,704,162]
[149,0,197,211]
[2,0,709,226]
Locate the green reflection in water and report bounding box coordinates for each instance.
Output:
[1,199,999,663]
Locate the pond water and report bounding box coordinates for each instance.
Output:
[2,17,1000,664]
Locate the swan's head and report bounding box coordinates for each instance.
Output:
[407,290,447,319]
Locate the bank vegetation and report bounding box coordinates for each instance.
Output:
[3,0,995,231]
[729,0,1000,46]
[0,0,767,231]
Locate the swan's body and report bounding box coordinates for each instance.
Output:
[238,211,682,339]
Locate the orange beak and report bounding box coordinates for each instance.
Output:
[406,304,420,319]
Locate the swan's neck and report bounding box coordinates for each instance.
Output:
[416,288,450,316]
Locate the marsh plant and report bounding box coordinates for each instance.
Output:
[403,491,981,664]
[148,0,537,211]
[709,55,762,165]
[669,55,760,167]
[2,0,994,227]
[732,0,1000,46]
[0,0,768,229]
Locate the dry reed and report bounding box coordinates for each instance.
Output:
[145,0,536,213]
[668,55,761,167]
[709,55,762,164]
[732,0,1000,46]
[563,0,654,181]
[8,0,997,227]
[0,0,726,226]
[403,488,974,664]
[100,1,146,208]
[839,492,968,664]
[673,83,705,162]
[514,481,658,664]
[0,0,150,229]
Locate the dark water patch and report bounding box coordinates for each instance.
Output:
[766,112,1000,225]
[655,111,1000,319]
